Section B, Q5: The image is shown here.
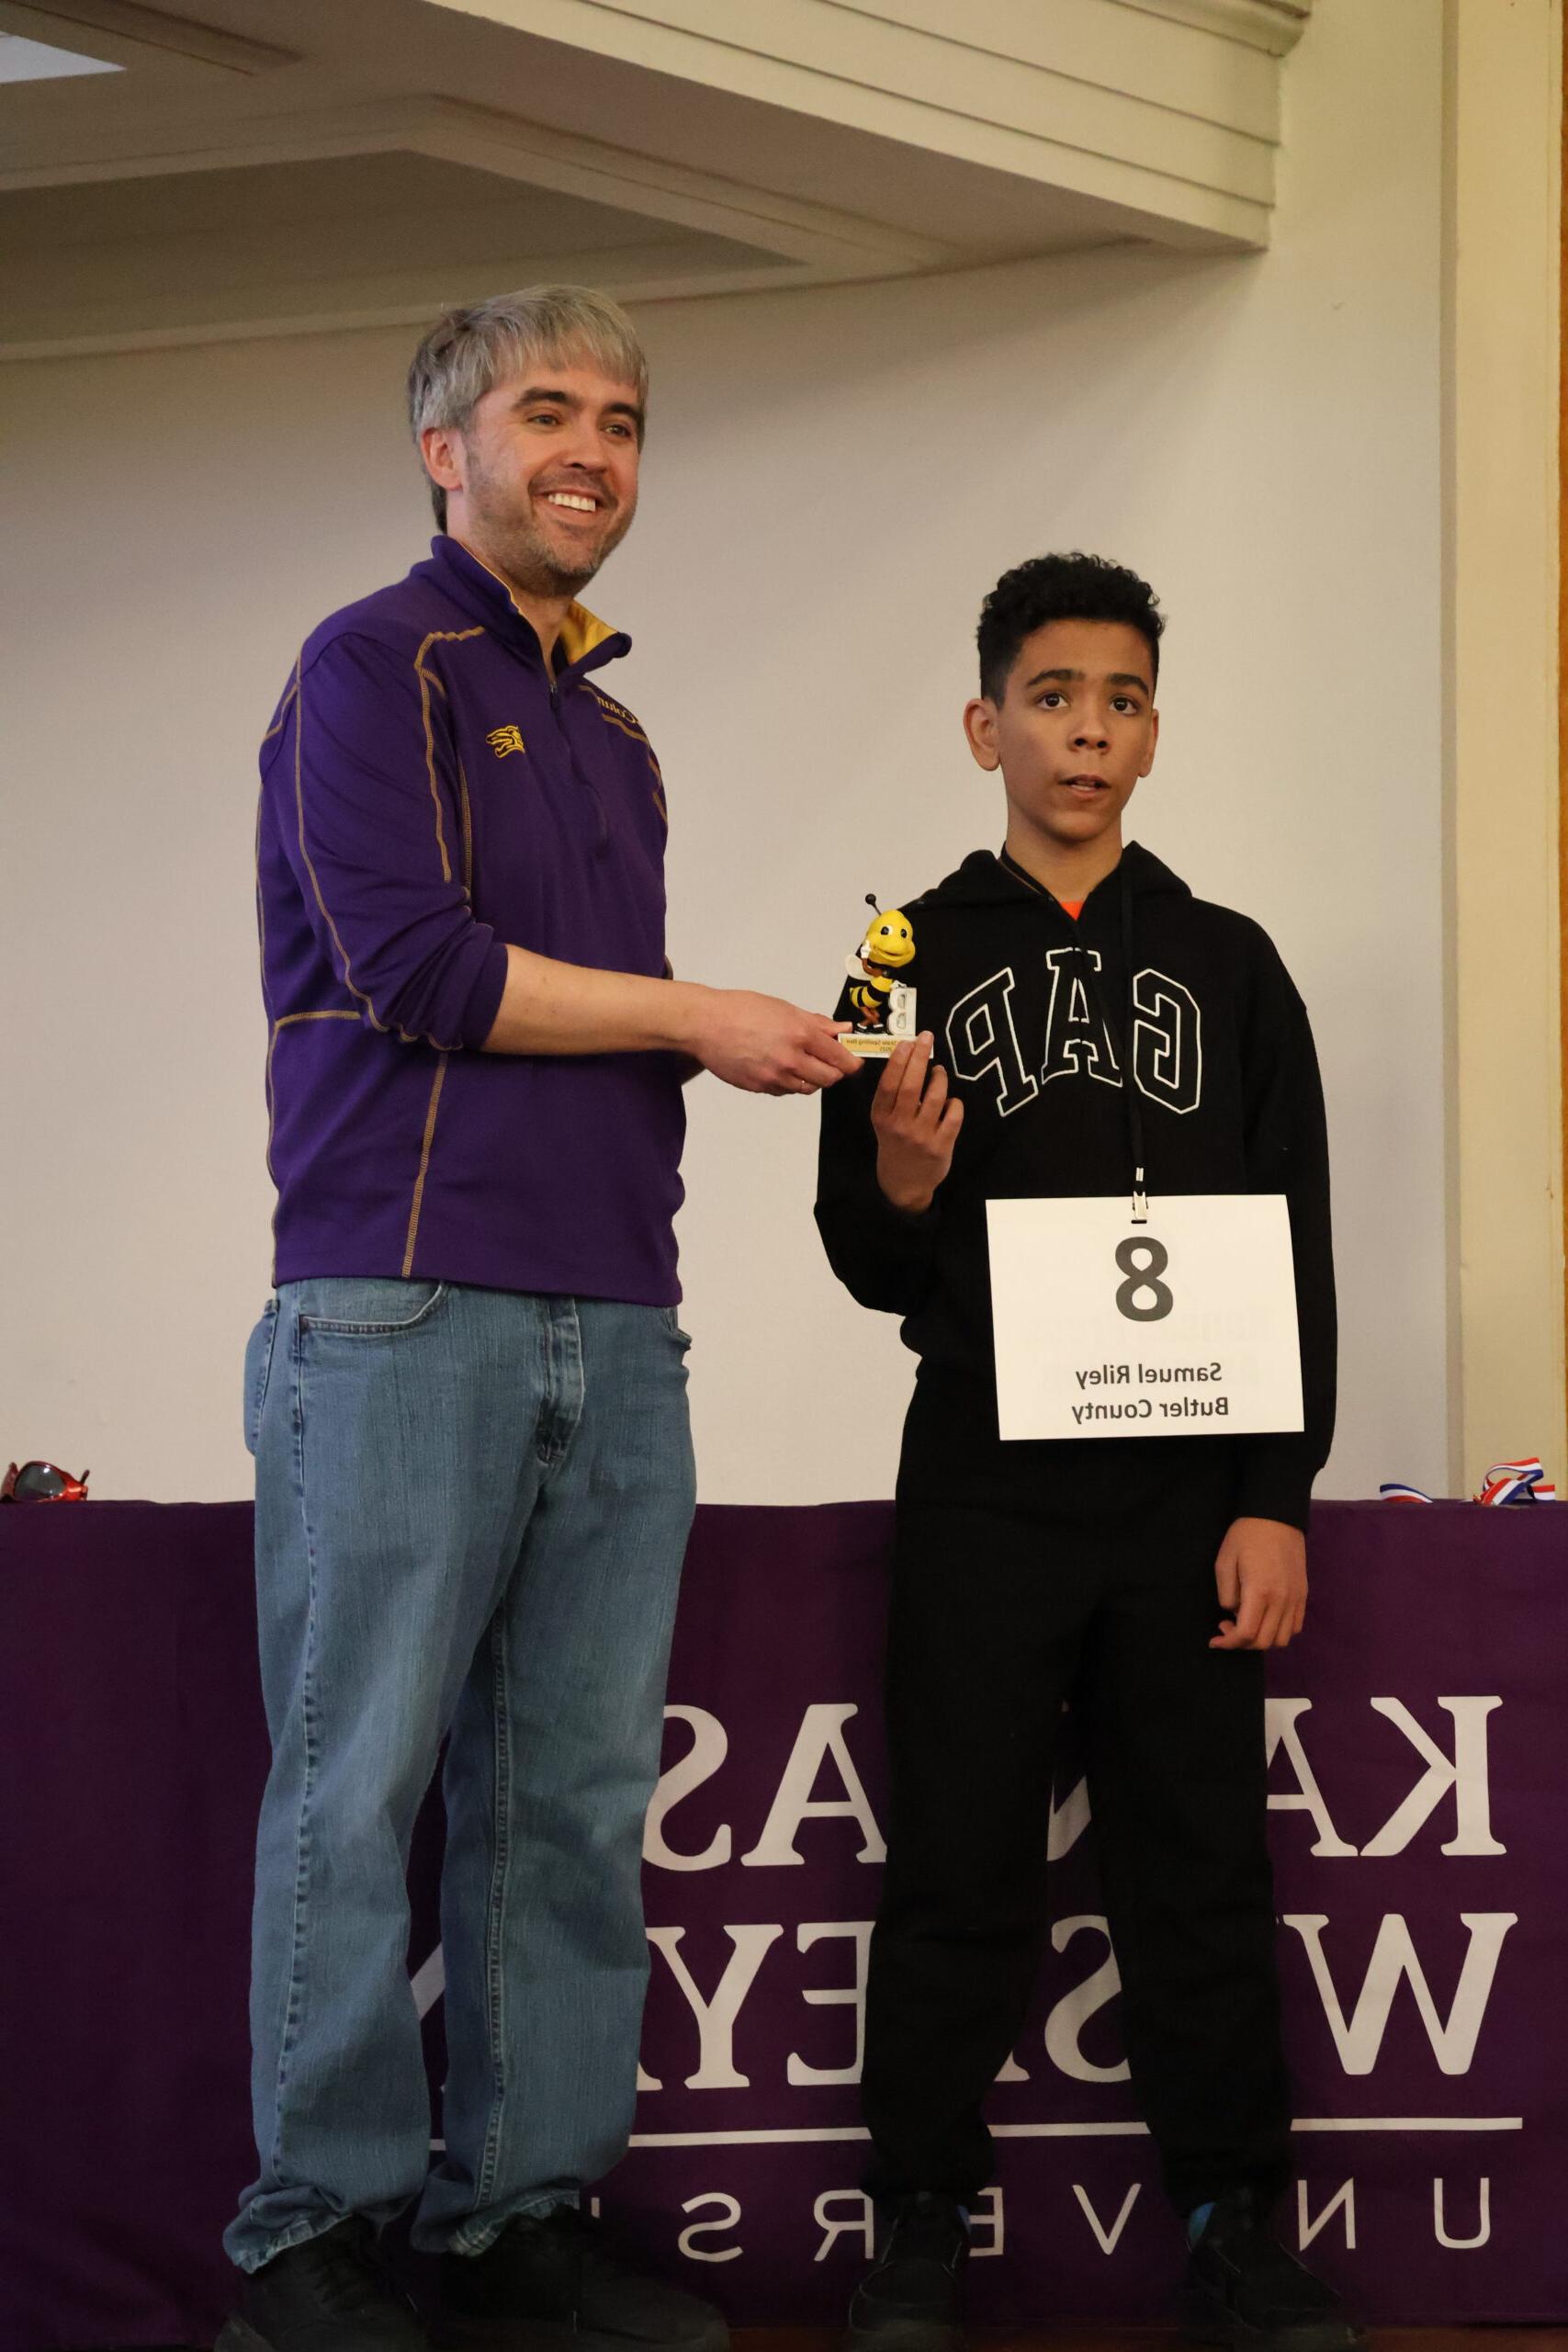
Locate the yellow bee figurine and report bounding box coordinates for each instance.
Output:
[846,894,918,1046]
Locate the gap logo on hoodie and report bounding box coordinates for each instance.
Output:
[947,953,1202,1116]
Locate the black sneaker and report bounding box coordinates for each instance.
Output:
[218,2217,430,2351]
[846,2192,969,2352]
[1183,2188,1367,2350]
[432,2202,728,2352]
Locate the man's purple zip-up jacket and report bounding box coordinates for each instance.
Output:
[256,533,685,1300]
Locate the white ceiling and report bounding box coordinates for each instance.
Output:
[0,0,1313,360]
[0,28,118,74]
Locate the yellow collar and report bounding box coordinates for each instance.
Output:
[453,536,618,664]
[557,602,618,665]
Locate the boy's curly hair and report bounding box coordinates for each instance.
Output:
[977,553,1164,702]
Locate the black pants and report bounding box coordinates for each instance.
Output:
[862,1373,1292,2216]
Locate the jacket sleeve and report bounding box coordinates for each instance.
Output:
[814,985,940,1314]
[1234,940,1337,1531]
[266,631,509,1050]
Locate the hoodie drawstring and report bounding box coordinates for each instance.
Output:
[996,846,1152,1221]
[1072,865,1149,1225]
[1119,868,1149,1224]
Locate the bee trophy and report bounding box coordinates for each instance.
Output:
[842,893,918,1057]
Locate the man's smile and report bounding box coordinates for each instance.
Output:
[539,487,607,516]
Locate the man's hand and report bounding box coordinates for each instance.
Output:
[872,1034,964,1214]
[1210,1516,1307,1651]
[481,947,862,1091]
[687,989,865,1096]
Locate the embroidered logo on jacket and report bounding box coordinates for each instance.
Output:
[946,961,1203,1117]
[486,725,526,758]
[587,685,658,758]
[588,686,644,735]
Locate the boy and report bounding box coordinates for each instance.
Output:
[815,555,1359,2352]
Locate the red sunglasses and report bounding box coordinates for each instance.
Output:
[2,1461,90,1503]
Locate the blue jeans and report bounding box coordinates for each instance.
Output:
[224,1279,696,2271]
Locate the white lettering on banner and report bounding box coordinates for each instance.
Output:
[787,1923,873,2086]
[645,1708,730,1871]
[1361,1700,1506,1857]
[639,1702,1504,1882]
[740,1705,886,1867]
[637,1904,1143,2096]
[968,2188,1004,2258]
[410,1946,446,2018]
[1047,1773,1091,1860]
[1283,1914,1518,2075]
[629,1906,1517,2099]
[1297,2179,1356,2252]
[567,2181,1525,2273]
[1073,2183,1142,2255]
[678,2196,741,2262]
[814,2191,874,2262]
[642,1925,784,2089]
[638,1695,1504,1876]
[617,2118,1521,2146]
[1434,2177,1491,2250]
[1043,1917,1131,2085]
[1266,1702,1359,1857]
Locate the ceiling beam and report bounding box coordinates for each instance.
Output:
[0,0,293,73]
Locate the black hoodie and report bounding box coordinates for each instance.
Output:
[815,842,1336,1531]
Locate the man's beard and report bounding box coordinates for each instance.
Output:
[464,446,634,599]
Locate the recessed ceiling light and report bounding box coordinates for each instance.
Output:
[0,32,121,83]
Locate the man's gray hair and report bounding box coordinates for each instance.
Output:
[407,284,649,528]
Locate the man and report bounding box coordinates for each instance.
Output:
[221,285,860,2352]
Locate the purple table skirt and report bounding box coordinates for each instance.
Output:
[2,1498,1564,2348]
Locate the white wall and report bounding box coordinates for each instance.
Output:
[0,0,1446,1505]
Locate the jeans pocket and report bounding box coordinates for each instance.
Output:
[297,1277,449,1336]
[661,1306,694,1349]
[243,1298,279,1457]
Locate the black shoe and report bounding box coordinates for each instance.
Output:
[1183,2188,1367,2351]
[218,2218,430,2352]
[432,2203,728,2352]
[846,2192,968,2352]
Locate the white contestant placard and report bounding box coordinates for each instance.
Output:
[987,1193,1303,1442]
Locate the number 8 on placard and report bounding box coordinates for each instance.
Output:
[1114,1236,1174,1323]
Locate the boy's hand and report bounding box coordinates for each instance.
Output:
[1210,1516,1307,1651]
[872,1033,964,1214]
